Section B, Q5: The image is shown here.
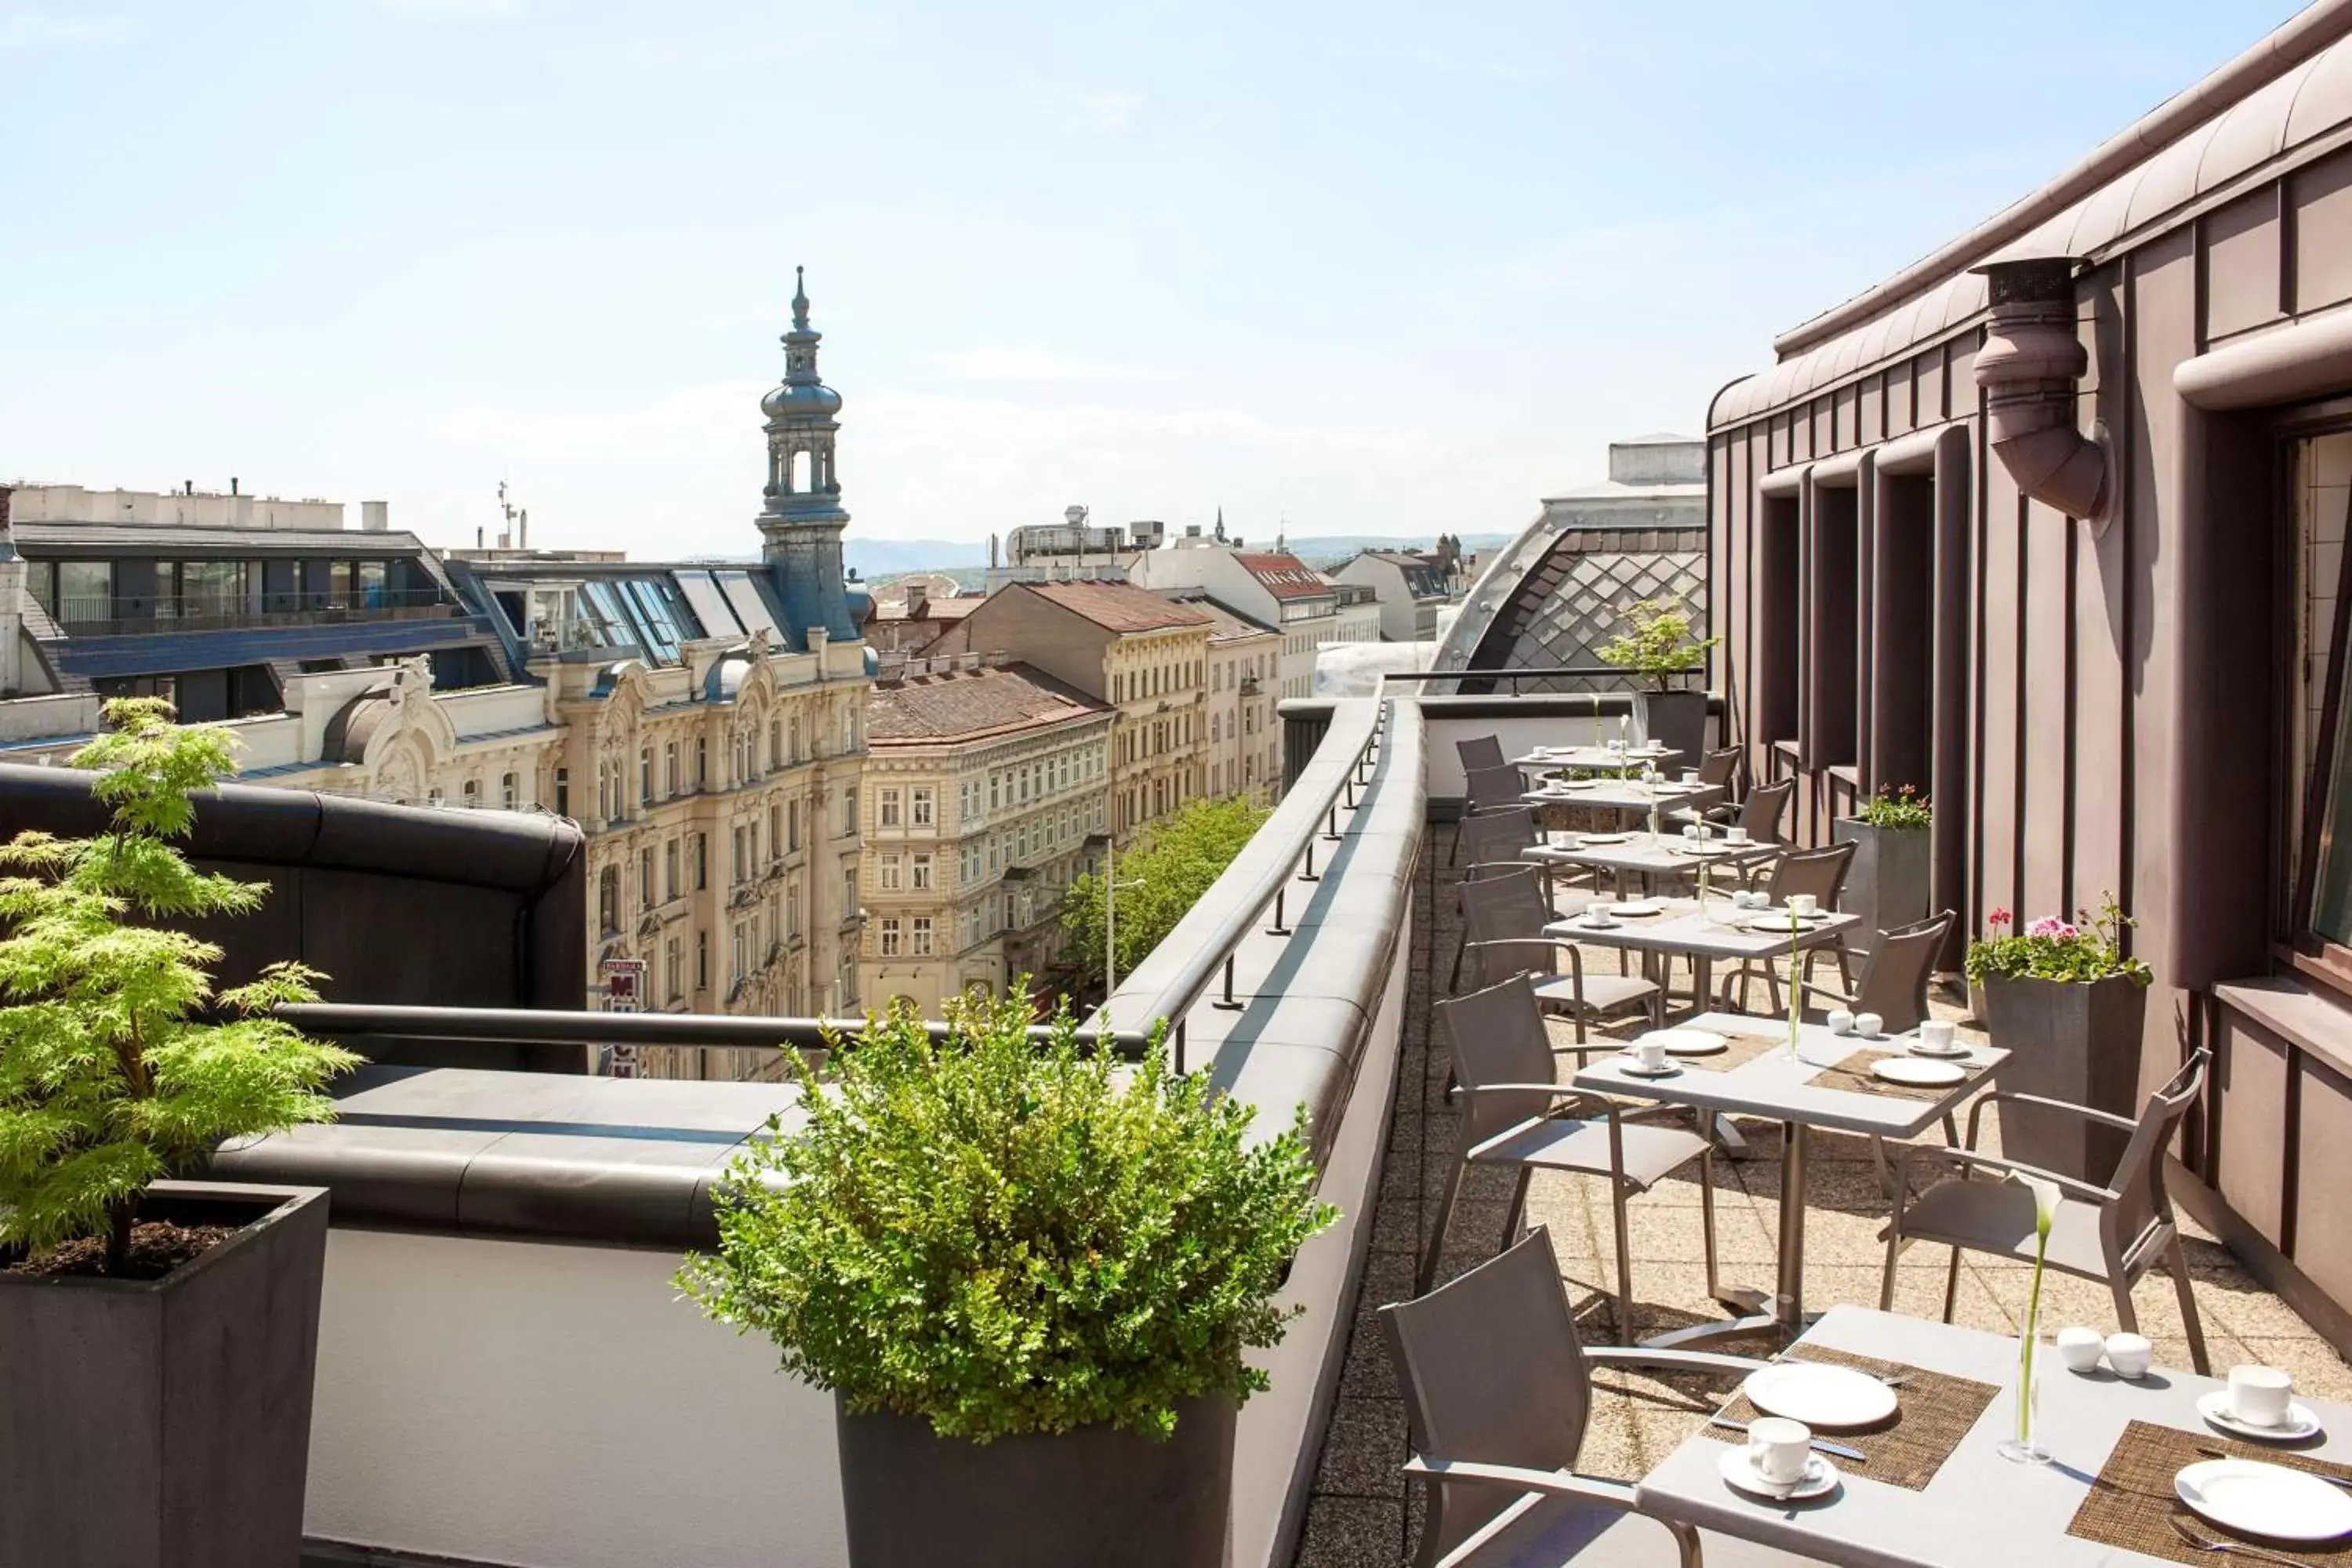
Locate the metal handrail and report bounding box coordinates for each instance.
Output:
[1380,664,1708,683]
[277,1002,1156,1061]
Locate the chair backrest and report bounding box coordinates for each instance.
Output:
[1764,840,1856,909]
[1381,1228,1593,1568]
[2103,1047,2211,1264]
[1739,778,1795,843]
[1696,745,1742,789]
[1465,764,1526,815]
[1849,909,1955,1033]
[1457,807,1537,870]
[1435,974,1563,1148]
[1459,873,1555,991]
[1456,735,1507,776]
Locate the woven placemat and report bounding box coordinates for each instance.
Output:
[2067,1418,2352,1563]
[1682,1032,1789,1074]
[1804,1051,1962,1104]
[1697,1345,1998,1492]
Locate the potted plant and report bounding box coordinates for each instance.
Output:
[678,990,1334,1568]
[1834,785,1933,963]
[1965,895,2153,1181]
[0,698,355,1568]
[1595,595,1720,768]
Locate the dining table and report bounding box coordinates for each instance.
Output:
[1523,829,1783,900]
[1511,742,1679,773]
[1522,777,1726,830]
[1545,895,1857,1017]
[1573,1014,2006,1348]
[1636,1304,2352,1567]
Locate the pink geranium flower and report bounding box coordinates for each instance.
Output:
[2025,916,2078,938]
[1987,908,2012,928]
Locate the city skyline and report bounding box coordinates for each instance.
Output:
[0,0,2298,556]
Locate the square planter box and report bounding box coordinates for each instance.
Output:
[1978,975,2147,1182]
[0,1181,329,1568]
[1831,819,1931,958]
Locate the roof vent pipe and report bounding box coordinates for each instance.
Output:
[1972,256,2112,531]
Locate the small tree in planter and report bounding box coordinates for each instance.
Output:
[1834,786,1933,967]
[1965,895,2154,1181]
[679,989,1334,1568]
[0,697,357,1566]
[1595,595,1719,768]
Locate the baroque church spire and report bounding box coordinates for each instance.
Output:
[755,267,859,644]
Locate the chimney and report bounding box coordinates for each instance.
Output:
[230,477,239,496]
[361,500,390,532]
[476,526,485,549]
[1972,256,2112,527]
[519,508,528,550]
[184,480,194,496]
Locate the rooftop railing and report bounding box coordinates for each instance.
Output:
[51,588,462,637]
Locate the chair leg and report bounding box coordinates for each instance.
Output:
[1665,1518,1704,1568]
[1698,1144,1721,1301]
[1418,1156,1466,1295]
[2109,1272,2140,1338]
[2169,1233,2212,1376]
[1942,1247,1962,1323]
[1503,1167,1534,1254]
[1447,935,1465,993]
[1878,1214,1903,1312]
[1869,1135,1895,1201]
[1611,1177,1637,1343]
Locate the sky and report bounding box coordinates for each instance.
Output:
[0,0,2310,557]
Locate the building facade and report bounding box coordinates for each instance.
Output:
[1330,548,1459,642]
[860,655,1112,1011]
[927,579,1211,841]
[1703,9,2352,1352]
[1125,542,1380,701]
[1174,594,1281,801]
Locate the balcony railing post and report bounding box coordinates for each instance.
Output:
[1323,804,1341,844]
[1299,840,1319,883]
[1265,887,1291,937]
[1211,953,1243,1011]
[1173,1018,1187,1076]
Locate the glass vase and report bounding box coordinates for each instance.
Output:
[1998,1325,2050,1465]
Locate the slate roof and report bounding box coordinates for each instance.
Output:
[1022,581,1213,633]
[1232,553,1334,601]
[866,662,1110,745]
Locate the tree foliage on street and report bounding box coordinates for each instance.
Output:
[1058,795,1271,990]
[0,699,354,1272]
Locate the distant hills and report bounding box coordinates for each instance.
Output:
[845,531,1517,585]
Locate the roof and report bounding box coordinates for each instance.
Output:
[1232,553,1335,601]
[866,662,1110,745]
[1166,594,1277,644]
[1021,580,1213,633]
[926,597,981,620]
[13,522,432,556]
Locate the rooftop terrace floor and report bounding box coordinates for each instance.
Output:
[1294,843,2352,1568]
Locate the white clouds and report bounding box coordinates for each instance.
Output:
[1075,89,1145,136]
[0,9,132,49]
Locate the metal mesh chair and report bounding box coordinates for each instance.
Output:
[1459,876,1661,1037]
[1718,841,1858,1013]
[1422,977,1715,1333]
[1383,1228,1776,1568]
[1456,735,1508,776]
[1798,909,1955,1033]
[1452,767,1538,865]
[1879,1047,2212,1373]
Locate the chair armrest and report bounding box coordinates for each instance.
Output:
[1974,1090,2139,1134]
[1464,936,1587,983]
[1896,1143,2119,1206]
[1585,1346,1768,1377]
[1401,1455,1637,1512]
[1459,1081,1594,1098]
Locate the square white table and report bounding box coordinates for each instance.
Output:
[1573,1015,2006,1346]
[1512,743,1678,772]
[1525,833,1782,898]
[1523,779,1726,829]
[1546,898,1859,1018]
[1636,1305,2352,1567]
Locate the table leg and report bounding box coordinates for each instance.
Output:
[1640,1118,1809,1349]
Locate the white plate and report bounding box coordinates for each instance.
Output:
[1617,1059,1682,1080]
[1610,898,1666,917]
[1744,913,1826,934]
[1576,918,1624,932]
[1740,1363,1900,1429]
[1871,1057,1967,1087]
[1577,832,1630,844]
[2198,1390,2325,1443]
[2176,1458,2352,1542]
[1716,1446,1839,1502]
[1673,841,1740,856]
[1644,1028,1728,1058]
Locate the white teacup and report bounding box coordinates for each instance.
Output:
[1725,826,1751,844]
[1788,895,1819,917]
[1917,1020,1958,1054]
[1679,769,1700,785]
[1584,899,1617,927]
[1633,1037,1669,1073]
[2228,1364,2294,1428]
[1825,1009,1857,1036]
[1854,1011,1885,1038]
[2056,1325,2107,1374]
[2105,1332,2153,1380]
[1748,1416,1813,1486]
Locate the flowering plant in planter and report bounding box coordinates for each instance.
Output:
[677,989,1336,1443]
[1964,894,2152,987]
[1854,784,1932,831]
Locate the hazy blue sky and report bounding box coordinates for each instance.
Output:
[0,0,2306,554]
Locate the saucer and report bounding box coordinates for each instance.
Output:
[2198,1390,2325,1442]
[1717,1447,1838,1502]
[1617,1058,1682,1080]
[1907,1037,1971,1058]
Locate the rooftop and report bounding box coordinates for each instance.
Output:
[866,660,1109,745]
[1167,593,1279,644]
[1022,579,1214,633]
[1233,552,1337,601]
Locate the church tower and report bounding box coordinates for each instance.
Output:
[757,267,859,642]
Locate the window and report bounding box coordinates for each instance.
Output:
[787,884,800,938]
[880,854,902,891]
[554,767,569,817]
[879,917,902,957]
[842,866,858,919]
[666,938,682,1002]
[912,787,934,826]
[641,748,653,806]
[639,848,655,909]
[1807,482,1861,766]
[732,924,746,983]
[732,826,748,884]
[665,742,678,797]
[911,853,932,891]
[501,771,518,811]
[787,797,800,851]
[879,788,902,828]
[911,916,934,956]
[768,720,782,770]
[695,930,708,990]
[665,838,680,900]
[768,804,781,862]
[462,779,480,808]
[843,789,857,833]
[789,714,802,761]
[598,867,619,934]
[696,737,709,789]
[694,832,709,890]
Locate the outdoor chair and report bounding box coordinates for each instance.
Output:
[1459,876,1661,1036]
[1385,1229,1807,1568]
[1878,1047,2212,1374]
[1451,766,1537,865]
[1421,977,1716,1330]
[1793,909,1955,1033]
[1456,734,1508,777]
[1733,777,1796,843]
[1664,746,1744,828]
[1447,864,1545,991]
[1716,840,1858,1013]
